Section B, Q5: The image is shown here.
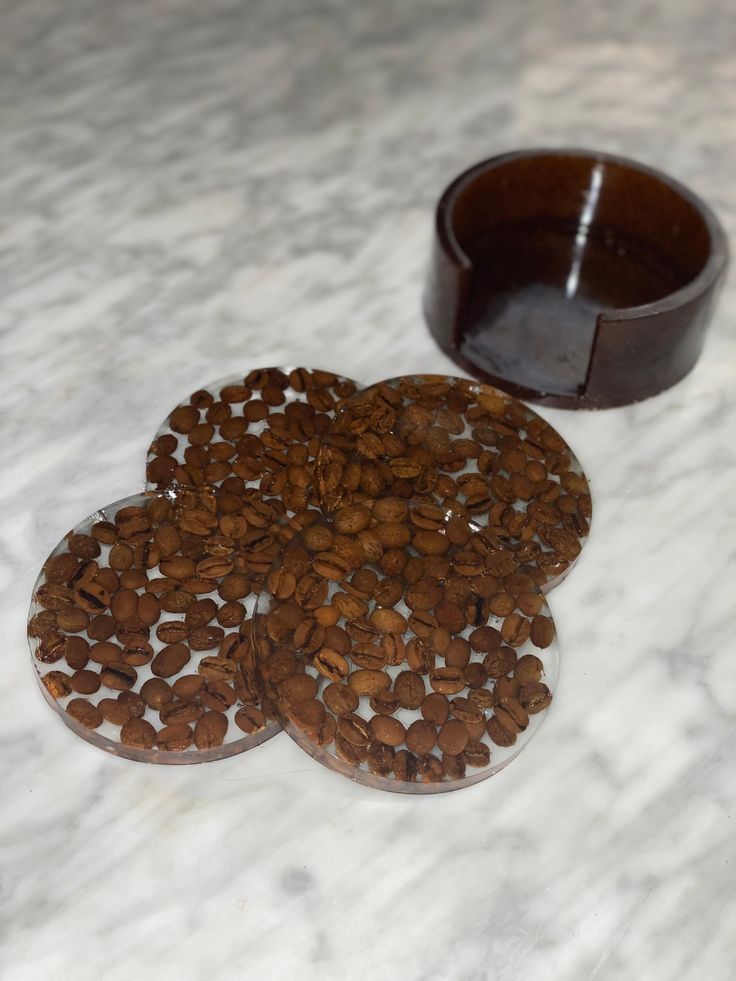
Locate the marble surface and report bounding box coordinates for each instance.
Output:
[2,1,735,978]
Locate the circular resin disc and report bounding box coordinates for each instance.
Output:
[27,490,287,764]
[255,499,559,794]
[314,374,591,590]
[146,366,361,516]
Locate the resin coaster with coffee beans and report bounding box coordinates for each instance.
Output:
[254,498,558,794]
[146,367,360,518]
[27,489,289,763]
[314,374,591,590]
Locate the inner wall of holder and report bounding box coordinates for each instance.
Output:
[450,156,712,397]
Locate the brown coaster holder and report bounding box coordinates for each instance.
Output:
[424,149,728,408]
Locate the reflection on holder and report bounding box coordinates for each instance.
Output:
[425,149,728,409]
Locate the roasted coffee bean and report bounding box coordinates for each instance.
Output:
[42,671,72,699]
[369,689,401,716]
[70,669,101,695]
[429,667,465,695]
[468,687,496,711]
[64,636,90,670]
[437,719,469,755]
[100,662,137,691]
[416,754,444,783]
[119,718,156,749]
[450,697,484,726]
[140,678,174,710]
[118,691,145,718]
[406,719,437,754]
[337,713,372,747]
[197,656,238,682]
[156,620,189,644]
[278,674,318,705]
[67,698,103,728]
[464,740,491,767]
[483,646,516,679]
[89,641,122,665]
[442,753,466,781]
[157,724,194,751]
[469,625,501,653]
[98,697,135,725]
[151,643,190,678]
[171,674,204,699]
[234,705,267,734]
[188,625,225,651]
[323,683,359,717]
[421,692,450,726]
[348,669,390,697]
[495,696,529,734]
[530,615,555,649]
[367,741,395,776]
[314,648,349,682]
[487,716,517,747]
[55,607,89,633]
[160,699,204,726]
[201,680,237,713]
[370,715,405,747]
[194,711,228,749]
[520,682,552,714]
[394,671,425,710]
[514,654,543,684]
[393,749,418,782]
[35,634,65,664]
[335,732,367,765]
[287,698,325,734]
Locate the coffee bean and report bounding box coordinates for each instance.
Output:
[201,680,237,713]
[337,713,372,747]
[394,671,425,710]
[139,678,173,710]
[70,669,100,694]
[194,711,228,749]
[393,749,418,782]
[429,667,465,695]
[160,699,204,726]
[530,615,555,649]
[483,646,516,679]
[520,682,552,714]
[156,621,189,644]
[311,648,347,682]
[419,690,450,728]
[495,697,529,734]
[464,740,491,767]
[151,643,190,678]
[348,669,390,697]
[157,724,194,751]
[370,716,405,747]
[437,719,469,755]
[469,625,502,653]
[487,716,517,747]
[366,741,395,776]
[406,719,437,754]
[98,661,137,691]
[67,698,103,729]
[323,683,359,717]
[42,671,72,699]
[514,654,544,684]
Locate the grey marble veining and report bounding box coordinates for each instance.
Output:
[1,1,735,979]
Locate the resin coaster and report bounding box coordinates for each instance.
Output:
[27,489,288,763]
[255,499,559,793]
[315,374,591,589]
[146,366,360,518]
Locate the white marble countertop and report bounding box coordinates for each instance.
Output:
[2,1,735,978]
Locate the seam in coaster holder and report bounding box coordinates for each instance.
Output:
[424,148,728,408]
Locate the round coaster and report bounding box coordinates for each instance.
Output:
[146,366,361,516]
[255,499,559,794]
[27,490,288,764]
[314,374,591,589]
